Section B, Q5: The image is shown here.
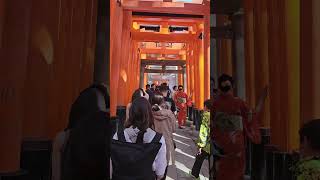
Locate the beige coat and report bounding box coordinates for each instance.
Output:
[153,108,176,165]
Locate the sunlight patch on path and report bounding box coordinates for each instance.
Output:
[175,148,195,159]
[176,161,208,180]
[166,176,175,180]
[173,138,191,147]
[173,132,192,140]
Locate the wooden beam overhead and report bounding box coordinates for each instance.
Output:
[132,16,204,23]
[140,49,186,55]
[123,1,209,15]
[132,32,197,42]
[144,69,184,74]
[133,20,200,27]
[141,59,186,66]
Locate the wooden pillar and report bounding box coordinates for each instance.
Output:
[190,42,196,104]
[217,15,233,76]
[178,67,183,85]
[285,0,300,150]
[0,0,31,172]
[300,0,320,124]
[144,73,148,89]
[199,37,205,109]
[94,0,109,87]
[193,40,199,109]
[243,0,256,108]
[0,0,5,47]
[118,10,132,106]
[110,1,123,116]
[186,47,191,96]
[204,13,210,101]
[268,0,300,151]
[253,0,270,127]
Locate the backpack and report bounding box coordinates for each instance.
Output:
[111,130,162,180]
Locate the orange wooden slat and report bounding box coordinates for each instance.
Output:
[131,31,197,42]
[122,0,209,15]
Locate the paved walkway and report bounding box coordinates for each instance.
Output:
[166,125,210,180]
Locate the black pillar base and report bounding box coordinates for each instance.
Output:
[20,139,52,180]
[0,169,28,180]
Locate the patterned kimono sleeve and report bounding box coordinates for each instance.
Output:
[241,100,261,144]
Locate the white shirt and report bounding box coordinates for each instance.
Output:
[112,127,167,176]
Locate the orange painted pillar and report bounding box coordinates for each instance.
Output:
[0,0,5,46]
[301,0,320,124]
[216,15,233,76]
[110,2,123,116]
[178,67,183,86]
[186,49,191,96]
[193,40,200,109]
[198,37,205,110]
[126,40,134,103]
[144,74,148,89]
[253,0,270,127]
[0,0,31,172]
[117,10,132,106]
[243,0,256,108]
[267,0,300,151]
[190,43,196,104]
[136,46,141,89]
[204,15,210,101]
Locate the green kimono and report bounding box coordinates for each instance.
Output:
[197,111,210,154]
[293,156,320,180]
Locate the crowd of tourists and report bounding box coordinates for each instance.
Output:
[50,74,320,180]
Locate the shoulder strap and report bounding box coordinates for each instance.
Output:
[151,133,162,143]
[136,130,146,144]
[117,129,126,142]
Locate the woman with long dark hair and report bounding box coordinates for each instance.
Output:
[111,97,167,180]
[125,88,149,122]
[52,84,110,180]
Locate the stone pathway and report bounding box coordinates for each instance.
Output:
[166,124,210,180]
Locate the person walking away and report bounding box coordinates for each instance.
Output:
[151,84,156,92]
[52,84,110,180]
[125,88,149,122]
[190,100,212,179]
[159,85,176,114]
[111,97,167,180]
[172,86,178,101]
[175,85,189,129]
[146,84,155,104]
[152,95,177,179]
[211,74,268,180]
[161,83,171,98]
[291,119,320,180]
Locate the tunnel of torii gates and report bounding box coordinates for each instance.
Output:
[109,2,211,115]
[0,0,320,175]
[110,0,320,155]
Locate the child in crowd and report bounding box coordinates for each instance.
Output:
[190,99,212,179]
